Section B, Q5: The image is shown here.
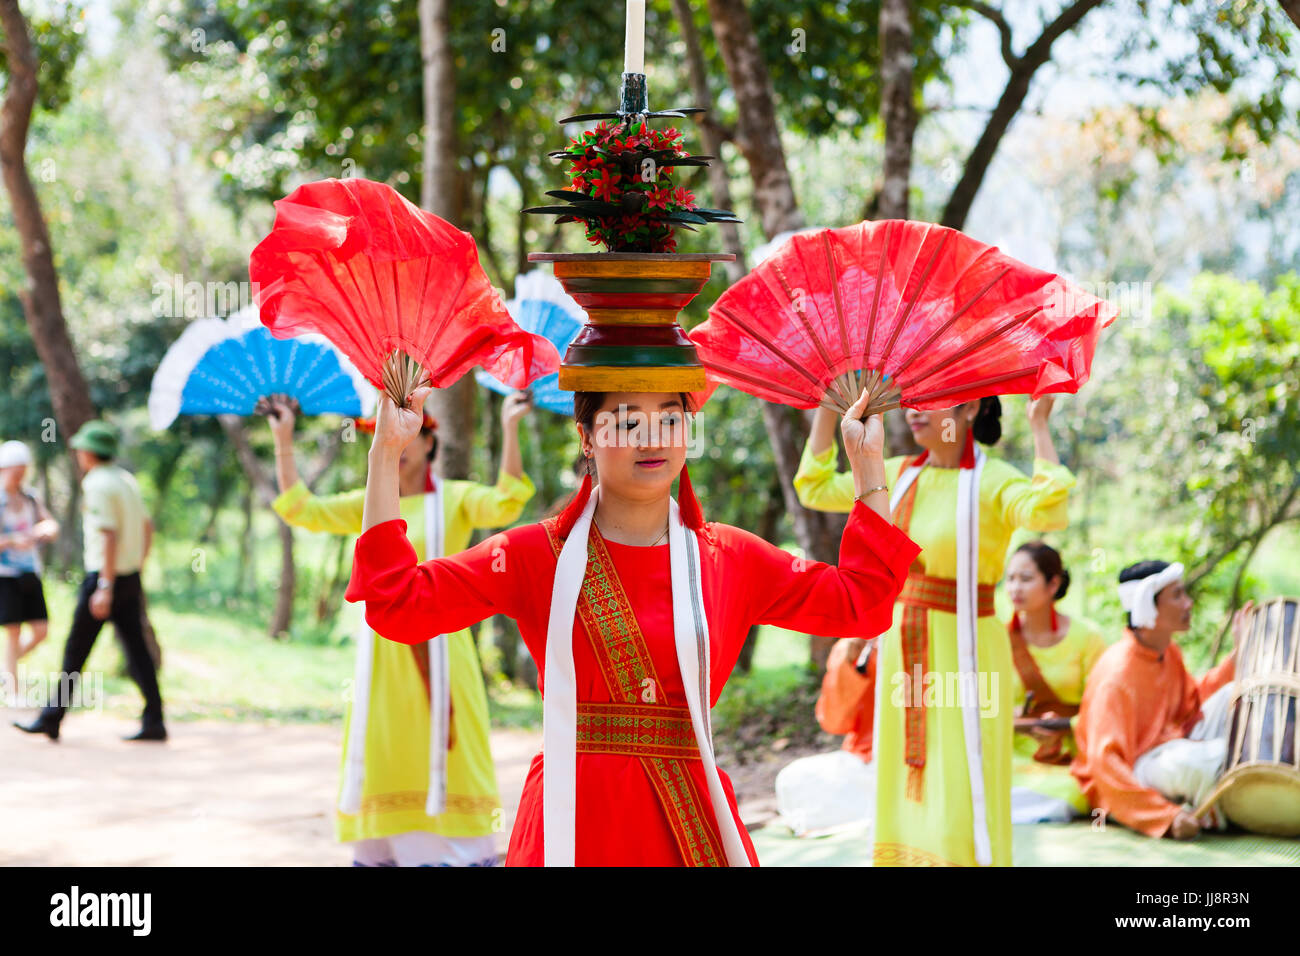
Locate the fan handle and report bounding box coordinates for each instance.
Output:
[380,350,430,410]
[826,368,902,419]
[254,394,302,421]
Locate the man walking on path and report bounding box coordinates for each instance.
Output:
[13,421,165,742]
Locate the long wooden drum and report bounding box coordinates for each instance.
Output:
[1201,597,1300,835]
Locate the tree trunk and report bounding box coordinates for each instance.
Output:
[877,0,921,459]
[706,0,844,668]
[878,0,916,221]
[419,0,477,479]
[58,454,82,572]
[671,0,747,284]
[271,519,295,640]
[735,473,787,674]
[315,532,350,624]
[219,415,293,638]
[0,0,96,442]
[239,485,254,597]
[420,0,458,219]
[493,615,520,682]
[706,0,803,239]
[1279,0,1300,30]
[940,0,1106,229]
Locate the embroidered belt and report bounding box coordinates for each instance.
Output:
[899,572,996,617]
[575,702,699,760]
[897,571,995,801]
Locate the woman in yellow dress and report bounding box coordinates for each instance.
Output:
[1002,541,1107,824]
[795,395,1074,866]
[267,393,535,866]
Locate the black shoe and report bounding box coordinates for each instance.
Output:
[124,725,167,742]
[13,717,59,741]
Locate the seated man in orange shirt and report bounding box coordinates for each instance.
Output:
[1072,560,1250,840]
[774,637,877,835]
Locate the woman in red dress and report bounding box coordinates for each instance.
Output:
[346,383,920,866]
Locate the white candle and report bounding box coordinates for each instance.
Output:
[624,0,645,74]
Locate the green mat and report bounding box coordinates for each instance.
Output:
[750,821,1300,867]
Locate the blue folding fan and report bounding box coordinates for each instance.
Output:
[148,306,375,430]
[475,271,584,416]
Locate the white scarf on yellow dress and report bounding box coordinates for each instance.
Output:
[886,445,992,866]
[339,465,449,816]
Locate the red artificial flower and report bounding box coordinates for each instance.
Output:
[571,153,604,176]
[672,186,695,208]
[645,187,671,211]
[590,167,620,202]
[570,176,590,194]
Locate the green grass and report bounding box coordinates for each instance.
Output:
[9,575,540,727]
[713,626,836,761]
[14,577,353,723]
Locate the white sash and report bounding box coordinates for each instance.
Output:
[338,613,373,814]
[542,488,750,867]
[339,470,448,817]
[423,478,450,816]
[885,446,992,866]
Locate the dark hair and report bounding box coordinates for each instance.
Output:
[971,396,1001,445]
[1013,540,1069,601]
[421,424,438,463]
[1118,559,1172,628]
[572,391,695,429]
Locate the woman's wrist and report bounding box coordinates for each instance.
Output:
[368,443,402,466]
[850,454,887,495]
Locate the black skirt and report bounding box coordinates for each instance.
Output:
[0,572,48,625]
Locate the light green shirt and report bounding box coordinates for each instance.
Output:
[82,464,147,574]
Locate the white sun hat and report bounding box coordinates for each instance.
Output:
[0,440,33,468]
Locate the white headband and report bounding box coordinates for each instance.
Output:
[1116,562,1184,630]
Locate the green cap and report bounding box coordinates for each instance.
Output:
[69,420,119,459]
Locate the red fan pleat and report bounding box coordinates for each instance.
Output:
[690,220,1117,414]
[250,178,559,400]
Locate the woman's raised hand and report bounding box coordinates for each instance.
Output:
[502,391,533,428]
[372,383,434,457]
[1027,395,1055,427]
[840,387,885,465]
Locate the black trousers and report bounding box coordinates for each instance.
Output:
[41,571,164,729]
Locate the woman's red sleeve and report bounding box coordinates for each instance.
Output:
[741,502,919,637]
[344,518,523,644]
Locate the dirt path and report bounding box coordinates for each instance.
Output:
[0,712,542,866]
[1,711,793,865]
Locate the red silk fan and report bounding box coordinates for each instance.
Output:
[691,220,1117,415]
[250,178,560,406]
